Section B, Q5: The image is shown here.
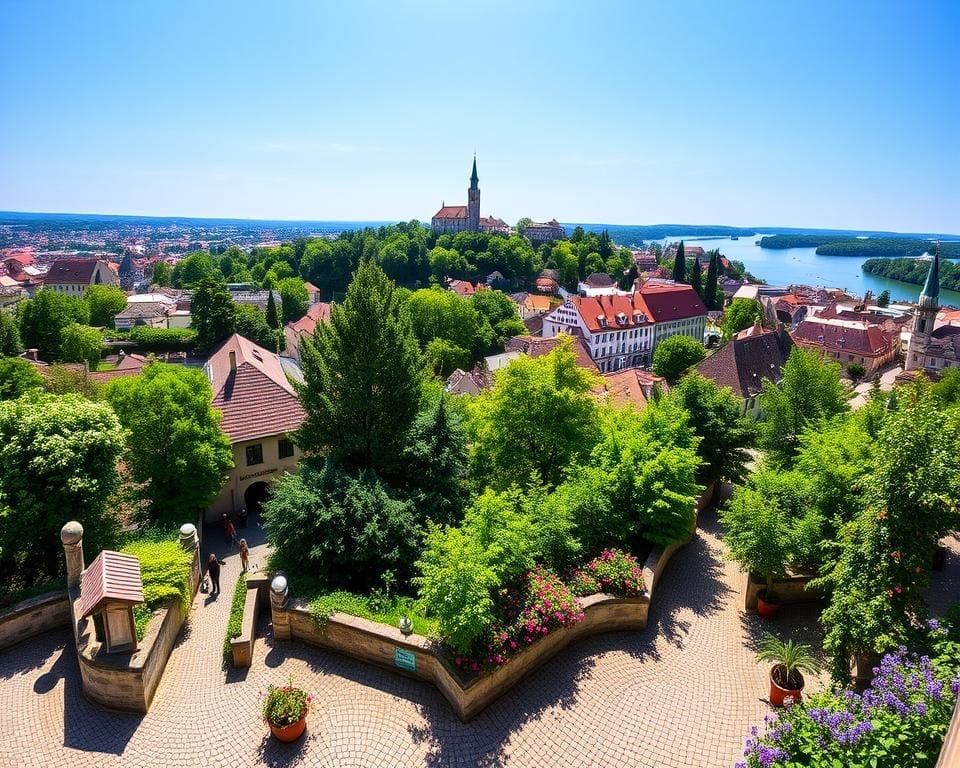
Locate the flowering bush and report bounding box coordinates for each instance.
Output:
[261,678,314,728]
[452,567,584,673]
[735,619,960,768]
[569,549,646,598]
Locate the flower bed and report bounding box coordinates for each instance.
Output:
[736,618,960,768]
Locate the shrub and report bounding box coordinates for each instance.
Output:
[261,677,314,727]
[120,537,192,616]
[569,549,646,598]
[306,590,437,637]
[128,326,197,352]
[223,572,247,659]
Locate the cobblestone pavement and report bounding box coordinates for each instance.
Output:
[1,512,957,768]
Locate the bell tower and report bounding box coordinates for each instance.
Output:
[467,155,480,232]
[906,242,940,371]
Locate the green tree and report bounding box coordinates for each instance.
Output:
[43,363,99,398]
[931,368,960,406]
[0,357,44,400]
[171,251,218,286]
[85,285,128,328]
[297,259,424,483]
[234,304,277,350]
[0,392,124,591]
[720,486,792,599]
[516,217,533,236]
[190,277,237,351]
[759,346,848,464]
[0,312,23,356]
[672,240,686,282]
[278,278,309,323]
[471,290,524,347]
[722,298,763,340]
[265,289,281,330]
[151,261,172,287]
[427,246,469,280]
[424,338,470,377]
[671,371,755,484]
[652,334,706,384]
[17,290,90,358]
[704,250,720,310]
[690,253,703,297]
[105,362,233,525]
[847,362,866,382]
[876,289,890,308]
[405,287,484,356]
[468,337,599,490]
[59,323,103,369]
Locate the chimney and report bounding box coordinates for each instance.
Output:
[229,350,237,372]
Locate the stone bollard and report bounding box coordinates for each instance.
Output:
[179,523,201,596]
[60,521,85,589]
[270,574,291,640]
[179,523,198,552]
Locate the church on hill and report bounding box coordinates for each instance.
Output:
[905,243,960,374]
[431,157,509,235]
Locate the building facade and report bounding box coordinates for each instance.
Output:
[906,247,959,373]
[43,259,119,296]
[524,219,565,247]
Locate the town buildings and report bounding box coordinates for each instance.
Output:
[284,302,332,361]
[578,273,619,297]
[524,219,566,247]
[695,322,794,418]
[43,258,118,296]
[205,334,306,521]
[540,282,707,373]
[906,247,959,374]
[592,367,667,410]
[792,321,899,377]
[431,157,509,235]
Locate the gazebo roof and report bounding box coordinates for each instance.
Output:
[76,550,145,620]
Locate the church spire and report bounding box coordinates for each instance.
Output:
[470,154,479,189]
[919,242,940,309]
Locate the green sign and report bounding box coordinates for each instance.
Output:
[394,647,416,672]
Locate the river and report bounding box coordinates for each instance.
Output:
[653,234,960,307]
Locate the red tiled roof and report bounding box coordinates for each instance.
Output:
[593,368,666,409]
[566,293,653,332]
[583,272,615,287]
[637,282,707,322]
[479,216,508,228]
[76,550,145,619]
[43,258,104,285]
[448,279,476,297]
[207,334,305,443]
[792,321,896,358]
[696,326,793,398]
[303,282,319,293]
[433,205,467,220]
[504,334,597,370]
[287,302,331,336]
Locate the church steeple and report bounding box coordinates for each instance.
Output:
[467,154,480,232]
[470,155,479,190]
[918,242,940,309]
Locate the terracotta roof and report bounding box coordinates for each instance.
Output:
[792,321,896,358]
[931,324,960,340]
[303,282,319,293]
[562,293,654,333]
[592,368,666,410]
[637,282,708,322]
[287,302,331,336]
[479,216,508,228]
[433,205,468,220]
[504,334,597,370]
[76,550,145,620]
[696,326,794,398]
[43,258,105,285]
[584,272,615,287]
[448,279,476,297]
[115,353,148,371]
[115,302,170,321]
[445,366,491,395]
[523,314,545,335]
[206,334,305,443]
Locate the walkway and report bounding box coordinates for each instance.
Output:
[0,510,956,768]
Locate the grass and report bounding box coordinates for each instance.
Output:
[223,572,247,659]
[120,537,192,641]
[307,590,438,637]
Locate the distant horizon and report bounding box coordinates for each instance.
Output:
[2,209,958,241]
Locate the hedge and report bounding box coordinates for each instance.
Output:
[128,326,197,352]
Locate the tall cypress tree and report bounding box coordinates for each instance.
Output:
[672,240,686,283]
[266,289,281,330]
[691,254,703,297]
[297,259,424,483]
[704,250,719,309]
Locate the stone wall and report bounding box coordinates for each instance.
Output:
[937,698,960,768]
[0,591,71,652]
[743,573,826,612]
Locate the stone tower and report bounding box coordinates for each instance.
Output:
[467,155,480,232]
[906,243,940,370]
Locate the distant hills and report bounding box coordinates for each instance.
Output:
[760,235,960,259]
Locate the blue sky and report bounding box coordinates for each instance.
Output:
[1,0,957,232]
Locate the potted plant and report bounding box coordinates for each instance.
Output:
[756,633,821,706]
[720,488,791,618]
[261,677,313,742]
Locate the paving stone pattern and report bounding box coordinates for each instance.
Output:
[0,512,956,768]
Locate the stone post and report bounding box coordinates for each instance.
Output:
[270,574,290,640]
[60,521,85,589]
[179,523,200,596]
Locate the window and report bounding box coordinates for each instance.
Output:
[278,438,295,460]
[245,444,264,466]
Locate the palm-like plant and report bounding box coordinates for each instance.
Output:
[756,633,821,690]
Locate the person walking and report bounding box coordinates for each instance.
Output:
[224,517,238,551]
[239,539,249,572]
[207,553,225,595]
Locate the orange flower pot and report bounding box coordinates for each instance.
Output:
[769,665,803,707]
[269,711,307,742]
[756,591,780,619]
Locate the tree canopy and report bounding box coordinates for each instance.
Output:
[722,298,763,340]
[652,335,706,384]
[190,278,237,351]
[0,357,44,400]
[17,290,90,359]
[0,311,23,357]
[85,285,127,328]
[59,323,103,369]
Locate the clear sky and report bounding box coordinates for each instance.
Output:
[1,0,958,232]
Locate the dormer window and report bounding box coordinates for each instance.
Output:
[597,315,607,328]
[616,312,627,326]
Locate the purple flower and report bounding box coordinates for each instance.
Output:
[927,618,940,631]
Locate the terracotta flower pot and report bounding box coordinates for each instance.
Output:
[269,711,307,743]
[769,664,803,707]
[756,590,780,619]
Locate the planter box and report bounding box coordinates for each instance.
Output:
[273,541,687,721]
[744,572,825,612]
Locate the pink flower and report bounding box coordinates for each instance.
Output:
[510,640,517,649]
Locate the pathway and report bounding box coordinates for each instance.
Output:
[0,510,956,768]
